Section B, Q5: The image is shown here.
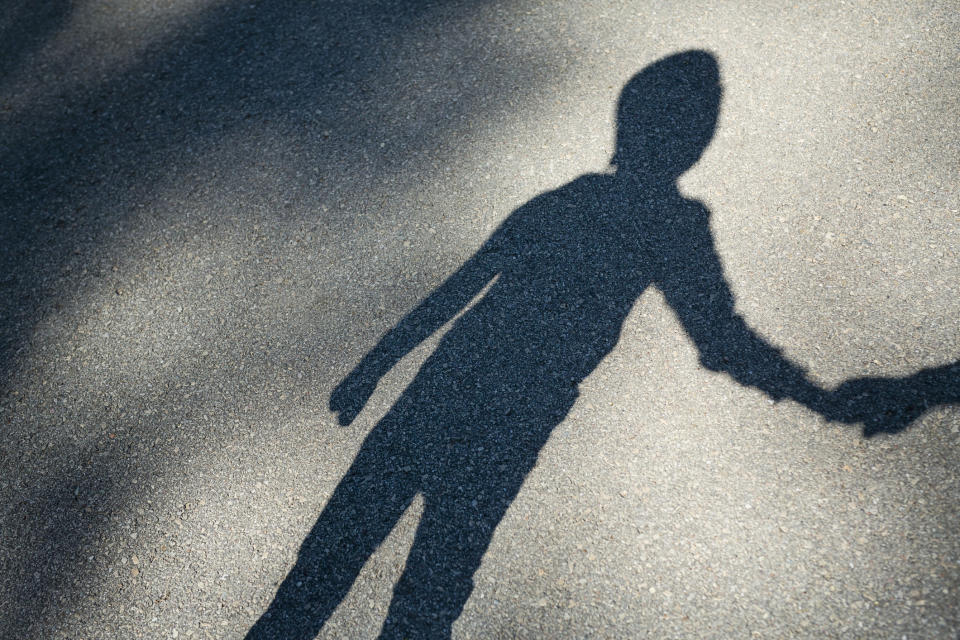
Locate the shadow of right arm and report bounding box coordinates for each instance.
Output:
[656,205,834,417]
[655,206,959,435]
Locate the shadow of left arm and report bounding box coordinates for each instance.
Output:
[330,211,519,425]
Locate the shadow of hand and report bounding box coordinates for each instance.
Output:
[830,361,959,436]
[831,377,927,436]
[329,366,379,426]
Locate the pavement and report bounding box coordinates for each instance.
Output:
[1,1,958,638]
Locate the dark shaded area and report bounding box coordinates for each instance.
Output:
[0,0,511,390]
[246,52,959,639]
[2,0,536,635]
[0,0,72,85]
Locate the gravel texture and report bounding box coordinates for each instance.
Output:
[1,1,958,639]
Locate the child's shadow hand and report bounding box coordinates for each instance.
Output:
[330,366,379,426]
[830,377,927,436]
[829,361,959,436]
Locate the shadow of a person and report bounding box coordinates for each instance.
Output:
[246,50,958,639]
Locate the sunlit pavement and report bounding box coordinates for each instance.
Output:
[1,1,957,638]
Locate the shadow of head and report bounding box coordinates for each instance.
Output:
[614,49,722,179]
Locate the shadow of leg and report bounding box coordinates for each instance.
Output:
[247,437,419,640]
[377,467,527,640]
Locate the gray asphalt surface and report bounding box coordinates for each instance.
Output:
[1,1,958,638]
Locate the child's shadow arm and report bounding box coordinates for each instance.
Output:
[330,217,516,425]
[656,218,835,418]
[656,216,959,434]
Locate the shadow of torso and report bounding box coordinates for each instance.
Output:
[245,172,714,640]
[391,174,693,470]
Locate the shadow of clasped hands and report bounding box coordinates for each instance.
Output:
[826,362,958,436]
